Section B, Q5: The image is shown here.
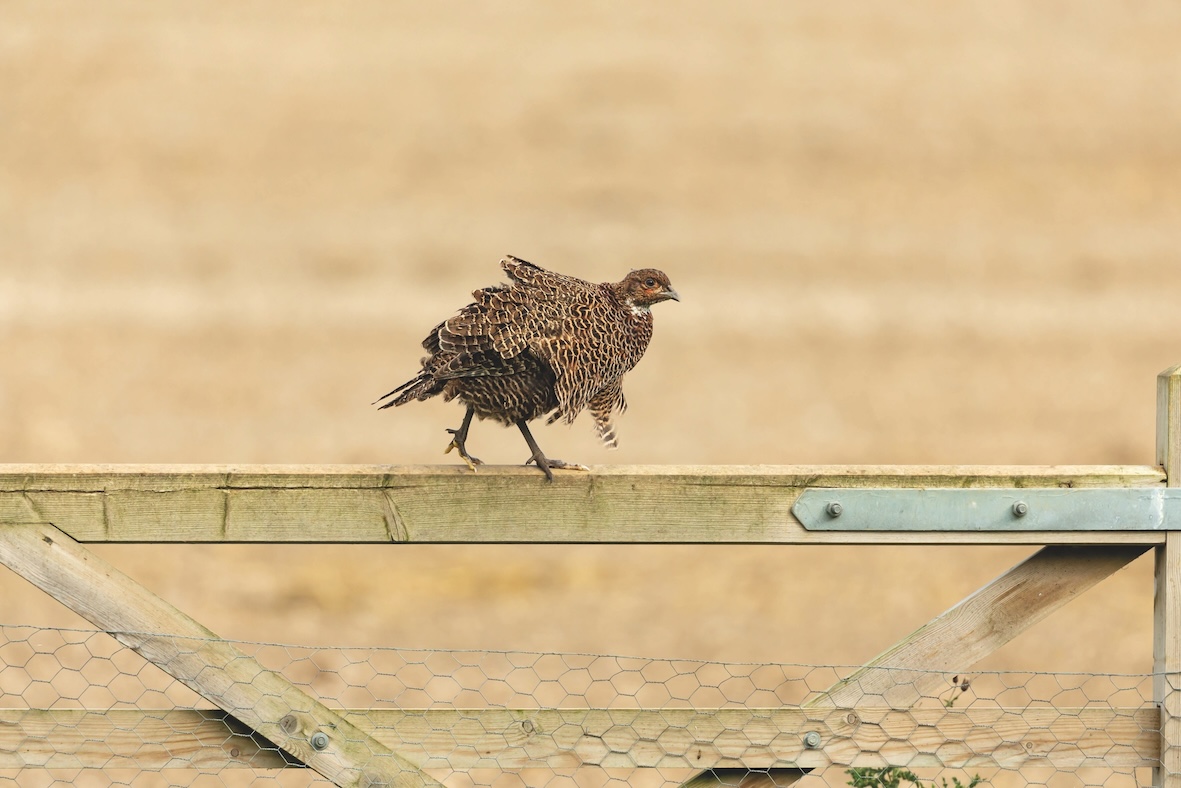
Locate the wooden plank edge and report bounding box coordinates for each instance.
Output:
[0,464,1165,491]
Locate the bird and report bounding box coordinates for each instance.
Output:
[375,255,679,480]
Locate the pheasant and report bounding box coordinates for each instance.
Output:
[376,255,678,480]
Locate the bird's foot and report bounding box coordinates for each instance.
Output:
[524,454,589,481]
[444,429,483,472]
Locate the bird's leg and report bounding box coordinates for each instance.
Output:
[444,406,483,472]
[516,420,589,481]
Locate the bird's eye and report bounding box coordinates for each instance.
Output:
[643,277,656,288]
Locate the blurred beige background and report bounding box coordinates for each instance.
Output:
[2,2,1180,674]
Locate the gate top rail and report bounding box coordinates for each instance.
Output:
[0,463,1166,545]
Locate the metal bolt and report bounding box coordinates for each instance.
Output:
[802,731,822,749]
[1012,501,1029,518]
[826,502,843,518]
[310,731,330,751]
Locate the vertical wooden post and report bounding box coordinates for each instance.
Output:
[1155,365,1181,788]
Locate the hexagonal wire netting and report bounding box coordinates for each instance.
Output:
[0,625,1160,788]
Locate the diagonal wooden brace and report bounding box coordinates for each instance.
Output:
[0,521,445,788]
[681,543,1149,788]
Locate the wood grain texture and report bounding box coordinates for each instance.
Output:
[0,464,1166,544]
[0,706,1158,771]
[0,708,287,769]
[0,522,443,788]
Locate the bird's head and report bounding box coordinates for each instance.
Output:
[620,269,679,308]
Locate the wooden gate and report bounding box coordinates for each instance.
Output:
[2,366,1181,787]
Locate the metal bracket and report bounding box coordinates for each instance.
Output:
[792,488,1181,531]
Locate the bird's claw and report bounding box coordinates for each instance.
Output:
[524,455,589,478]
[445,429,483,472]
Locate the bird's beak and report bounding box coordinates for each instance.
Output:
[663,287,680,302]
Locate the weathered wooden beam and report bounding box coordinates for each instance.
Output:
[682,544,1149,788]
[0,708,287,770]
[1156,365,1181,788]
[0,706,1159,771]
[0,464,1165,544]
[0,522,444,788]
[825,544,1150,707]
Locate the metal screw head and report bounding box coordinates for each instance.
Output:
[1012,501,1029,518]
[802,731,822,749]
[310,731,330,751]
[826,502,843,518]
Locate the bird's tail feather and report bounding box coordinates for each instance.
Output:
[373,373,437,409]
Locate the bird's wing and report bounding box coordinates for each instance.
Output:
[511,258,650,423]
[497,257,634,422]
[429,305,529,381]
[419,264,556,381]
[434,257,638,422]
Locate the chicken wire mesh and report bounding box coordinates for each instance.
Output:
[0,624,1161,788]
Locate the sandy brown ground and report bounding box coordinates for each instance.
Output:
[2,1,1180,688]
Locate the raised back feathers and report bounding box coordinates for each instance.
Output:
[379,256,677,448]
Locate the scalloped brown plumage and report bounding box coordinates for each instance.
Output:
[376,255,679,480]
